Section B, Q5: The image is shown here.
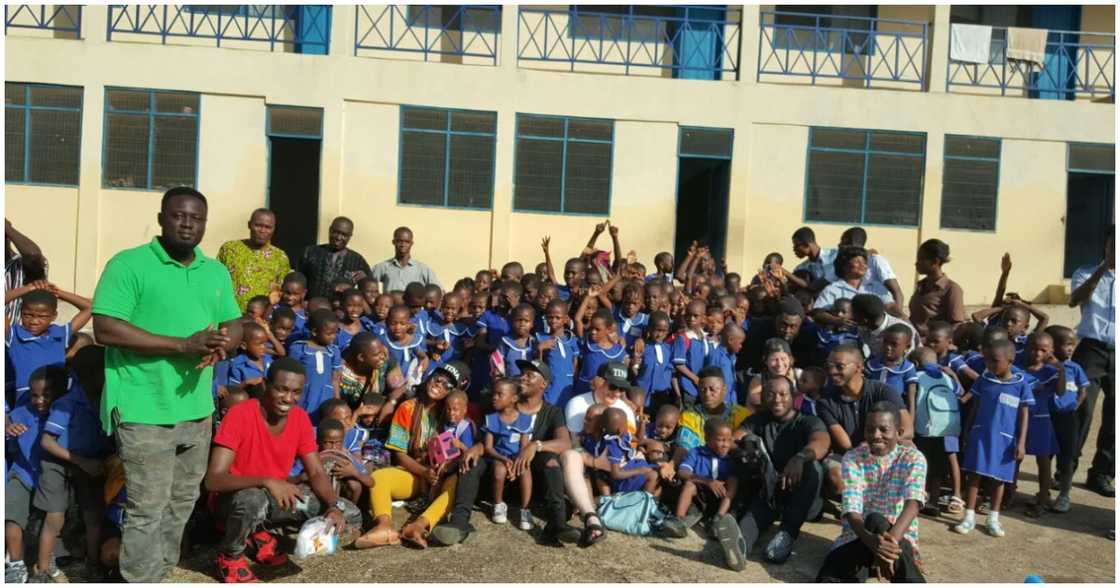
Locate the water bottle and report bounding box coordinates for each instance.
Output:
[1024,575,1045,583]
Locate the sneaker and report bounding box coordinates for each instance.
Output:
[986,518,1005,538]
[216,553,258,583]
[518,508,533,531]
[247,530,288,567]
[681,505,704,530]
[660,515,689,539]
[952,519,975,535]
[45,558,60,579]
[492,502,508,524]
[27,570,54,584]
[6,561,28,584]
[765,530,795,564]
[1051,494,1071,513]
[712,514,747,571]
[430,522,472,546]
[1088,476,1116,498]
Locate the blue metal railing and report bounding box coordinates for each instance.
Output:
[517,6,740,80]
[4,5,81,36]
[106,5,331,54]
[947,27,1114,99]
[757,11,927,88]
[354,5,500,64]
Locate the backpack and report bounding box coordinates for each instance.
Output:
[915,370,960,437]
[596,491,666,536]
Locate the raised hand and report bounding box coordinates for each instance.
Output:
[1001,253,1012,275]
[541,236,550,251]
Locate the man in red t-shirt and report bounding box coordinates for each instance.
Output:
[205,357,357,583]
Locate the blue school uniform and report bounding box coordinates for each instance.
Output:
[575,340,627,396]
[498,336,535,378]
[1055,360,1090,413]
[382,333,427,381]
[816,325,859,358]
[614,308,649,350]
[227,353,274,390]
[961,371,1035,483]
[580,431,600,454]
[426,320,469,366]
[5,323,70,406]
[484,411,533,459]
[291,451,367,478]
[344,425,367,454]
[335,327,357,352]
[679,444,731,481]
[671,330,710,400]
[274,305,308,347]
[964,352,1023,381]
[635,340,673,399]
[538,332,579,408]
[6,402,47,488]
[597,432,653,493]
[411,308,431,339]
[360,316,387,340]
[865,358,919,395]
[1023,365,1061,457]
[443,419,476,448]
[556,285,572,301]
[42,379,113,459]
[287,341,342,422]
[1012,334,1028,361]
[478,309,510,346]
[211,359,231,400]
[704,344,739,406]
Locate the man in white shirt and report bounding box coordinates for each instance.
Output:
[791,226,904,307]
[565,361,636,437]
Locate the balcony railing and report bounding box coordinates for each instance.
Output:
[757,11,927,89]
[947,27,1114,100]
[106,5,331,54]
[4,5,81,36]
[517,6,740,80]
[354,5,500,64]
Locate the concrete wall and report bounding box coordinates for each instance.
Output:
[4,4,1115,306]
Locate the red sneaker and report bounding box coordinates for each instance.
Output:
[216,553,258,583]
[248,530,289,567]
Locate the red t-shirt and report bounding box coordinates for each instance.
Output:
[213,399,317,480]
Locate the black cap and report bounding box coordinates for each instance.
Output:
[431,360,470,390]
[516,359,552,384]
[597,361,629,388]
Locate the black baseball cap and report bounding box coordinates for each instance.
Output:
[431,360,470,390]
[516,359,552,385]
[597,361,629,389]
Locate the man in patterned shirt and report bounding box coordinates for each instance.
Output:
[816,401,927,583]
[217,209,291,311]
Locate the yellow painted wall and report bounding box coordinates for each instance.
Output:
[4,5,1115,307]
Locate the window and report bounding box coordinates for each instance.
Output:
[804,127,926,226]
[941,135,1001,231]
[267,105,322,138]
[398,106,496,209]
[773,5,877,53]
[1068,143,1115,174]
[679,127,733,159]
[103,88,199,190]
[5,83,82,185]
[514,115,613,215]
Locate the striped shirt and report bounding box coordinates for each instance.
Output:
[837,442,928,568]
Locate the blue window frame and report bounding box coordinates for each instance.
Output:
[514,114,614,215]
[398,106,497,210]
[5,83,83,186]
[804,127,926,226]
[103,88,200,190]
[940,135,1001,231]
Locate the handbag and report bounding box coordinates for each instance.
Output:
[595,491,666,536]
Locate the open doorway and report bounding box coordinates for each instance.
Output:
[674,127,734,262]
[1065,172,1114,277]
[266,106,324,264]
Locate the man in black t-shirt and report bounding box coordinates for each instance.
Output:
[732,377,831,565]
[740,297,821,374]
[817,344,908,492]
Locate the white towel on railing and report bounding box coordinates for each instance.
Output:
[950,23,993,64]
[1006,27,1049,67]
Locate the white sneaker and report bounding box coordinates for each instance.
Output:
[986,517,1005,538]
[518,508,533,531]
[492,502,508,524]
[5,560,28,584]
[952,518,975,534]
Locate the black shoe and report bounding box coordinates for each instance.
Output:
[1088,477,1116,498]
[660,515,689,539]
[430,522,472,546]
[540,522,580,546]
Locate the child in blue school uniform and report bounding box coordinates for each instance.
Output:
[1045,325,1090,513]
[266,306,296,358]
[537,299,580,409]
[403,283,432,339]
[613,282,648,351]
[381,305,429,388]
[275,272,309,347]
[5,283,91,408]
[661,417,737,539]
[865,324,919,398]
[1018,332,1067,517]
[814,298,859,363]
[705,324,746,407]
[671,300,711,408]
[954,339,1034,538]
[227,322,274,397]
[363,293,393,342]
[574,306,627,398]
[494,305,536,379]
[425,292,468,369]
[288,309,343,423]
[594,407,659,496]
[4,366,59,584]
[532,284,560,338]
[633,311,674,415]
[483,379,534,531]
[472,282,521,394]
[38,346,114,582]
[336,289,372,352]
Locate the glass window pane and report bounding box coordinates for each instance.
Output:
[104,112,150,188]
[945,135,1000,159]
[399,130,446,206]
[6,83,26,106]
[680,128,733,157]
[564,141,611,214]
[805,150,864,223]
[447,134,494,209]
[514,137,563,212]
[869,131,924,154]
[941,158,998,230]
[568,119,612,142]
[517,116,564,139]
[450,110,496,134]
[28,110,81,185]
[6,108,26,182]
[155,92,199,115]
[864,154,922,225]
[810,128,865,150]
[268,106,322,137]
[1069,143,1115,172]
[29,86,81,109]
[151,115,198,189]
[107,90,151,112]
[402,108,448,131]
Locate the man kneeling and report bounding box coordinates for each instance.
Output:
[205,358,359,583]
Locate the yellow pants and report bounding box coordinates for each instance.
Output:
[370,466,458,525]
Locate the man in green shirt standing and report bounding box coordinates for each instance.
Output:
[92,187,243,583]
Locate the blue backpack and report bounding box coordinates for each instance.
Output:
[914,370,961,438]
[596,491,666,536]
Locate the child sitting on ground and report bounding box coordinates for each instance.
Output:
[594,407,660,496]
[661,417,737,538]
[290,419,372,507]
[483,378,534,531]
[5,281,92,407]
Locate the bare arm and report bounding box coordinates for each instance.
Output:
[675,244,697,284]
[583,223,606,256]
[5,220,42,259]
[992,253,1012,309]
[607,223,623,274]
[1069,260,1111,307]
[55,289,92,333]
[884,278,905,308]
[1016,301,1049,333]
[970,306,1003,325]
[572,287,599,339]
[807,430,831,460]
[541,236,557,284]
[828,424,853,453]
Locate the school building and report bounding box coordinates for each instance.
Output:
[4,4,1115,304]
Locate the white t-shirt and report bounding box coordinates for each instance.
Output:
[564,391,637,435]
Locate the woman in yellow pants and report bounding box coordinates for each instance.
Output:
[355,362,467,549]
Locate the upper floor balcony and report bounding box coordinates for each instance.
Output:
[104,5,331,54]
[4,4,81,40]
[354,5,501,65]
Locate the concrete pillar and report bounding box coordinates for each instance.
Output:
[72,6,109,294]
[927,4,951,93]
[487,5,520,269]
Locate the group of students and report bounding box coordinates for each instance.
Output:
[3,217,1103,584]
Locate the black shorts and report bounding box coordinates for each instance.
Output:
[32,459,101,515]
[5,475,34,529]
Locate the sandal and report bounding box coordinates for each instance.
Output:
[947,496,965,515]
[578,512,606,548]
[401,521,430,549]
[353,527,401,549]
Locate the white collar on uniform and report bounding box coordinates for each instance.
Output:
[980,370,1024,385]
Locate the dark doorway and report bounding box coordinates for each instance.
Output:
[674,157,731,263]
[268,137,321,264]
[1065,172,1115,277]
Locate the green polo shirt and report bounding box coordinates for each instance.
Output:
[92,238,241,434]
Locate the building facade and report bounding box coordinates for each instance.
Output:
[4,4,1115,304]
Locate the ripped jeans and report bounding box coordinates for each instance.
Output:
[215,484,361,557]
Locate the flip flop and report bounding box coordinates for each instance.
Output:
[579,512,606,548]
[947,496,966,515]
[353,527,400,549]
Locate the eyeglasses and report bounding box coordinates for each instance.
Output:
[430,376,453,390]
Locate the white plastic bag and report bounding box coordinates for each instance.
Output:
[293,516,338,559]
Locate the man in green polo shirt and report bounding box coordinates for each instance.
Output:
[92,187,242,583]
